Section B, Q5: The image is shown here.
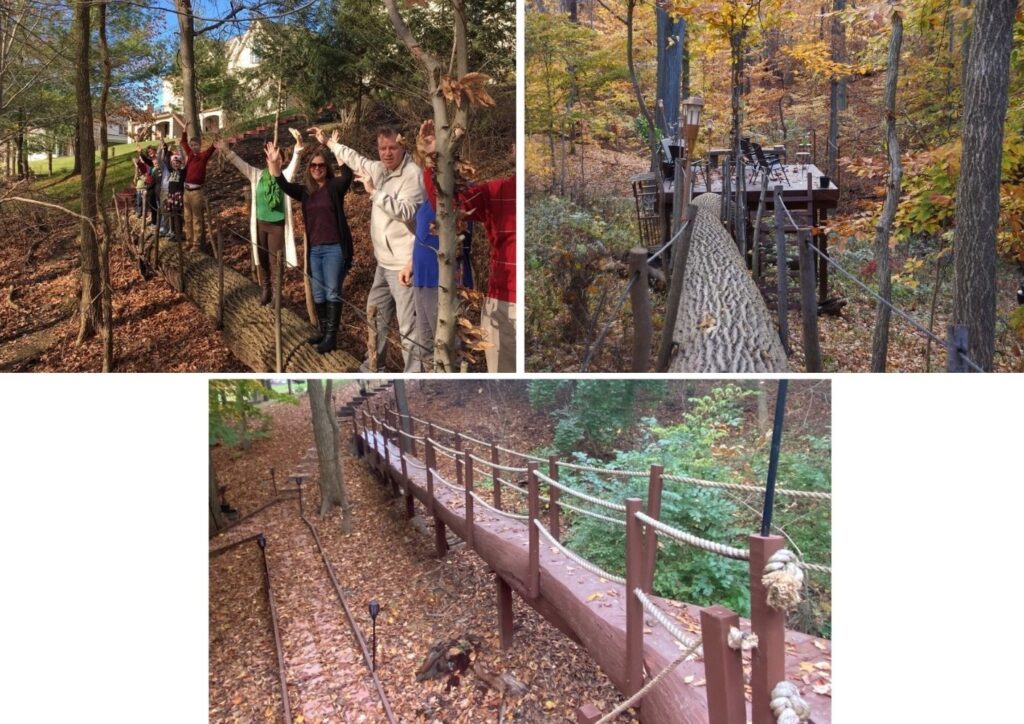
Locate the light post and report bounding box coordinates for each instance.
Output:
[679,95,704,204]
[368,599,381,671]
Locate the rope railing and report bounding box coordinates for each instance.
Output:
[458,431,495,449]
[470,490,530,520]
[467,453,527,474]
[557,498,627,527]
[662,472,832,501]
[401,452,427,470]
[556,461,650,477]
[397,428,425,443]
[634,587,701,649]
[635,511,749,561]
[646,216,693,266]
[495,445,548,463]
[426,437,463,459]
[534,519,626,585]
[429,468,464,494]
[534,470,627,513]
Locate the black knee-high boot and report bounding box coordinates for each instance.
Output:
[316,301,341,354]
[308,302,327,344]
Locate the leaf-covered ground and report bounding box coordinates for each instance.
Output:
[210,383,639,723]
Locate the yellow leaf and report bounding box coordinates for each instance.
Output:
[544,700,556,710]
[587,592,603,602]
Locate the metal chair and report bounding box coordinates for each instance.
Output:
[752,142,788,186]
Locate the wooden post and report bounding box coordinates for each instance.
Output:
[425,437,436,516]
[370,413,379,463]
[737,158,748,258]
[177,208,184,294]
[773,185,790,354]
[946,324,969,372]
[642,464,663,594]
[749,534,785,724]
[527,461,540,599]
[629,247,652,372]
[491,441,502,510]
[274,250,283,372]
[798,229,823,372]
[720,156,728,222]
[624,498,644,698]
[464,447,475,551]
[751,182,768,276]
[671,156,685,254]
[496,573,514,650]
[700,605,746,724]
[211,215,222,328]
[656,204,698,372]
[547,455,560,541]
[434,511,448,559]
[722,159,732,235]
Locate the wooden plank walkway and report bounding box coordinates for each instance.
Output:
[355,426,832,724]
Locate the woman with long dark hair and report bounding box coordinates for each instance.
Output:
[266,139,354,354]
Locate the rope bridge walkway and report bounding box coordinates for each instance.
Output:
[344,390,832,724]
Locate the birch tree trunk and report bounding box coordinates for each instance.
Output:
[870,4,902,373]
[384,0,470,373]
[952,0,1017,371]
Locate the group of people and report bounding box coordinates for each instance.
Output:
[133,116,217,253]
[132,119,516,372]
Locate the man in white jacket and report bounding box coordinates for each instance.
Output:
[314,125,425,372]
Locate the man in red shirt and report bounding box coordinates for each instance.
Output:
[418,120,516,372]
[179,118,218,253]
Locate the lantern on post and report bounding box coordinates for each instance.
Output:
[680,96,704,204]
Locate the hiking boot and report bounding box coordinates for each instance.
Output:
[316,302,341,354]
[259,274,272,305]
[308,302,327,344]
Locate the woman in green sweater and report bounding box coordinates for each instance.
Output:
[214,129,304,305]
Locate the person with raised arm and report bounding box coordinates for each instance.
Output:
[215,129,304,306]
[311,125,424,372]
[266,139,354,354]
[177,114,218,253]
[417,119,517,372]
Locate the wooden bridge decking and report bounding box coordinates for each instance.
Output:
[354,425,832,724]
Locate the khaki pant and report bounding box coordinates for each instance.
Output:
[365,265,420,373]
[183,188,206,251]
[482,297,516,372]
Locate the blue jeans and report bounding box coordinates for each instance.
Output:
[309,243,345,303]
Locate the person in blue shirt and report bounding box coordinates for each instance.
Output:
[406,200,472,371]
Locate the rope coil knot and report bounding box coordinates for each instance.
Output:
[770,681,811,723]
[762,548,804,611]
[726,626,758,652]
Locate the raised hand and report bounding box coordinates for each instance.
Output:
[330,128,340,145]
[355,170,374,195]
[418,119,436,162]
[307,126,327,145]
[213,138,225,151]
[265,141,282,173]
[288,127,303,147]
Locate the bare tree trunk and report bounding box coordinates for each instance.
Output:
[626,0,656,165]
[209,449,226,534]
[308,379,352,531]
[73,0,100,344]
[96,1,113,371]
[953,0,1017,371]
[384,0,470,372]
[175,0,201,139]
[827,0,846,180]
[870,4,902,373]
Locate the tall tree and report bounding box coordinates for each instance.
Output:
[174,0,201,137]
[952,0,1018,371]
[308,379,352,531]
[73,0,100,343]
[870,2,903,373]
[826,0,846,180]
[209,450,226,534]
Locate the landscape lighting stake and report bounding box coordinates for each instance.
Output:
[369,599,381,671]
[760,379,789,536]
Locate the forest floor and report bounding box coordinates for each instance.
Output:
[210,380,832,723]
[210,383,633,723]
[525,139,1024,373]
[1,117,511,372]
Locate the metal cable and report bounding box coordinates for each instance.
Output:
[535,470,627,513]
[534,520,626,585]
[646,216,692,265]
[635,512,749,561]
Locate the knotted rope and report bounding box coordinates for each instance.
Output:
[770,681,811,723]
[762,549,804,611]
[727,626,758,652]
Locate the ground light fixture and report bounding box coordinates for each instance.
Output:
[368,599,381,671]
